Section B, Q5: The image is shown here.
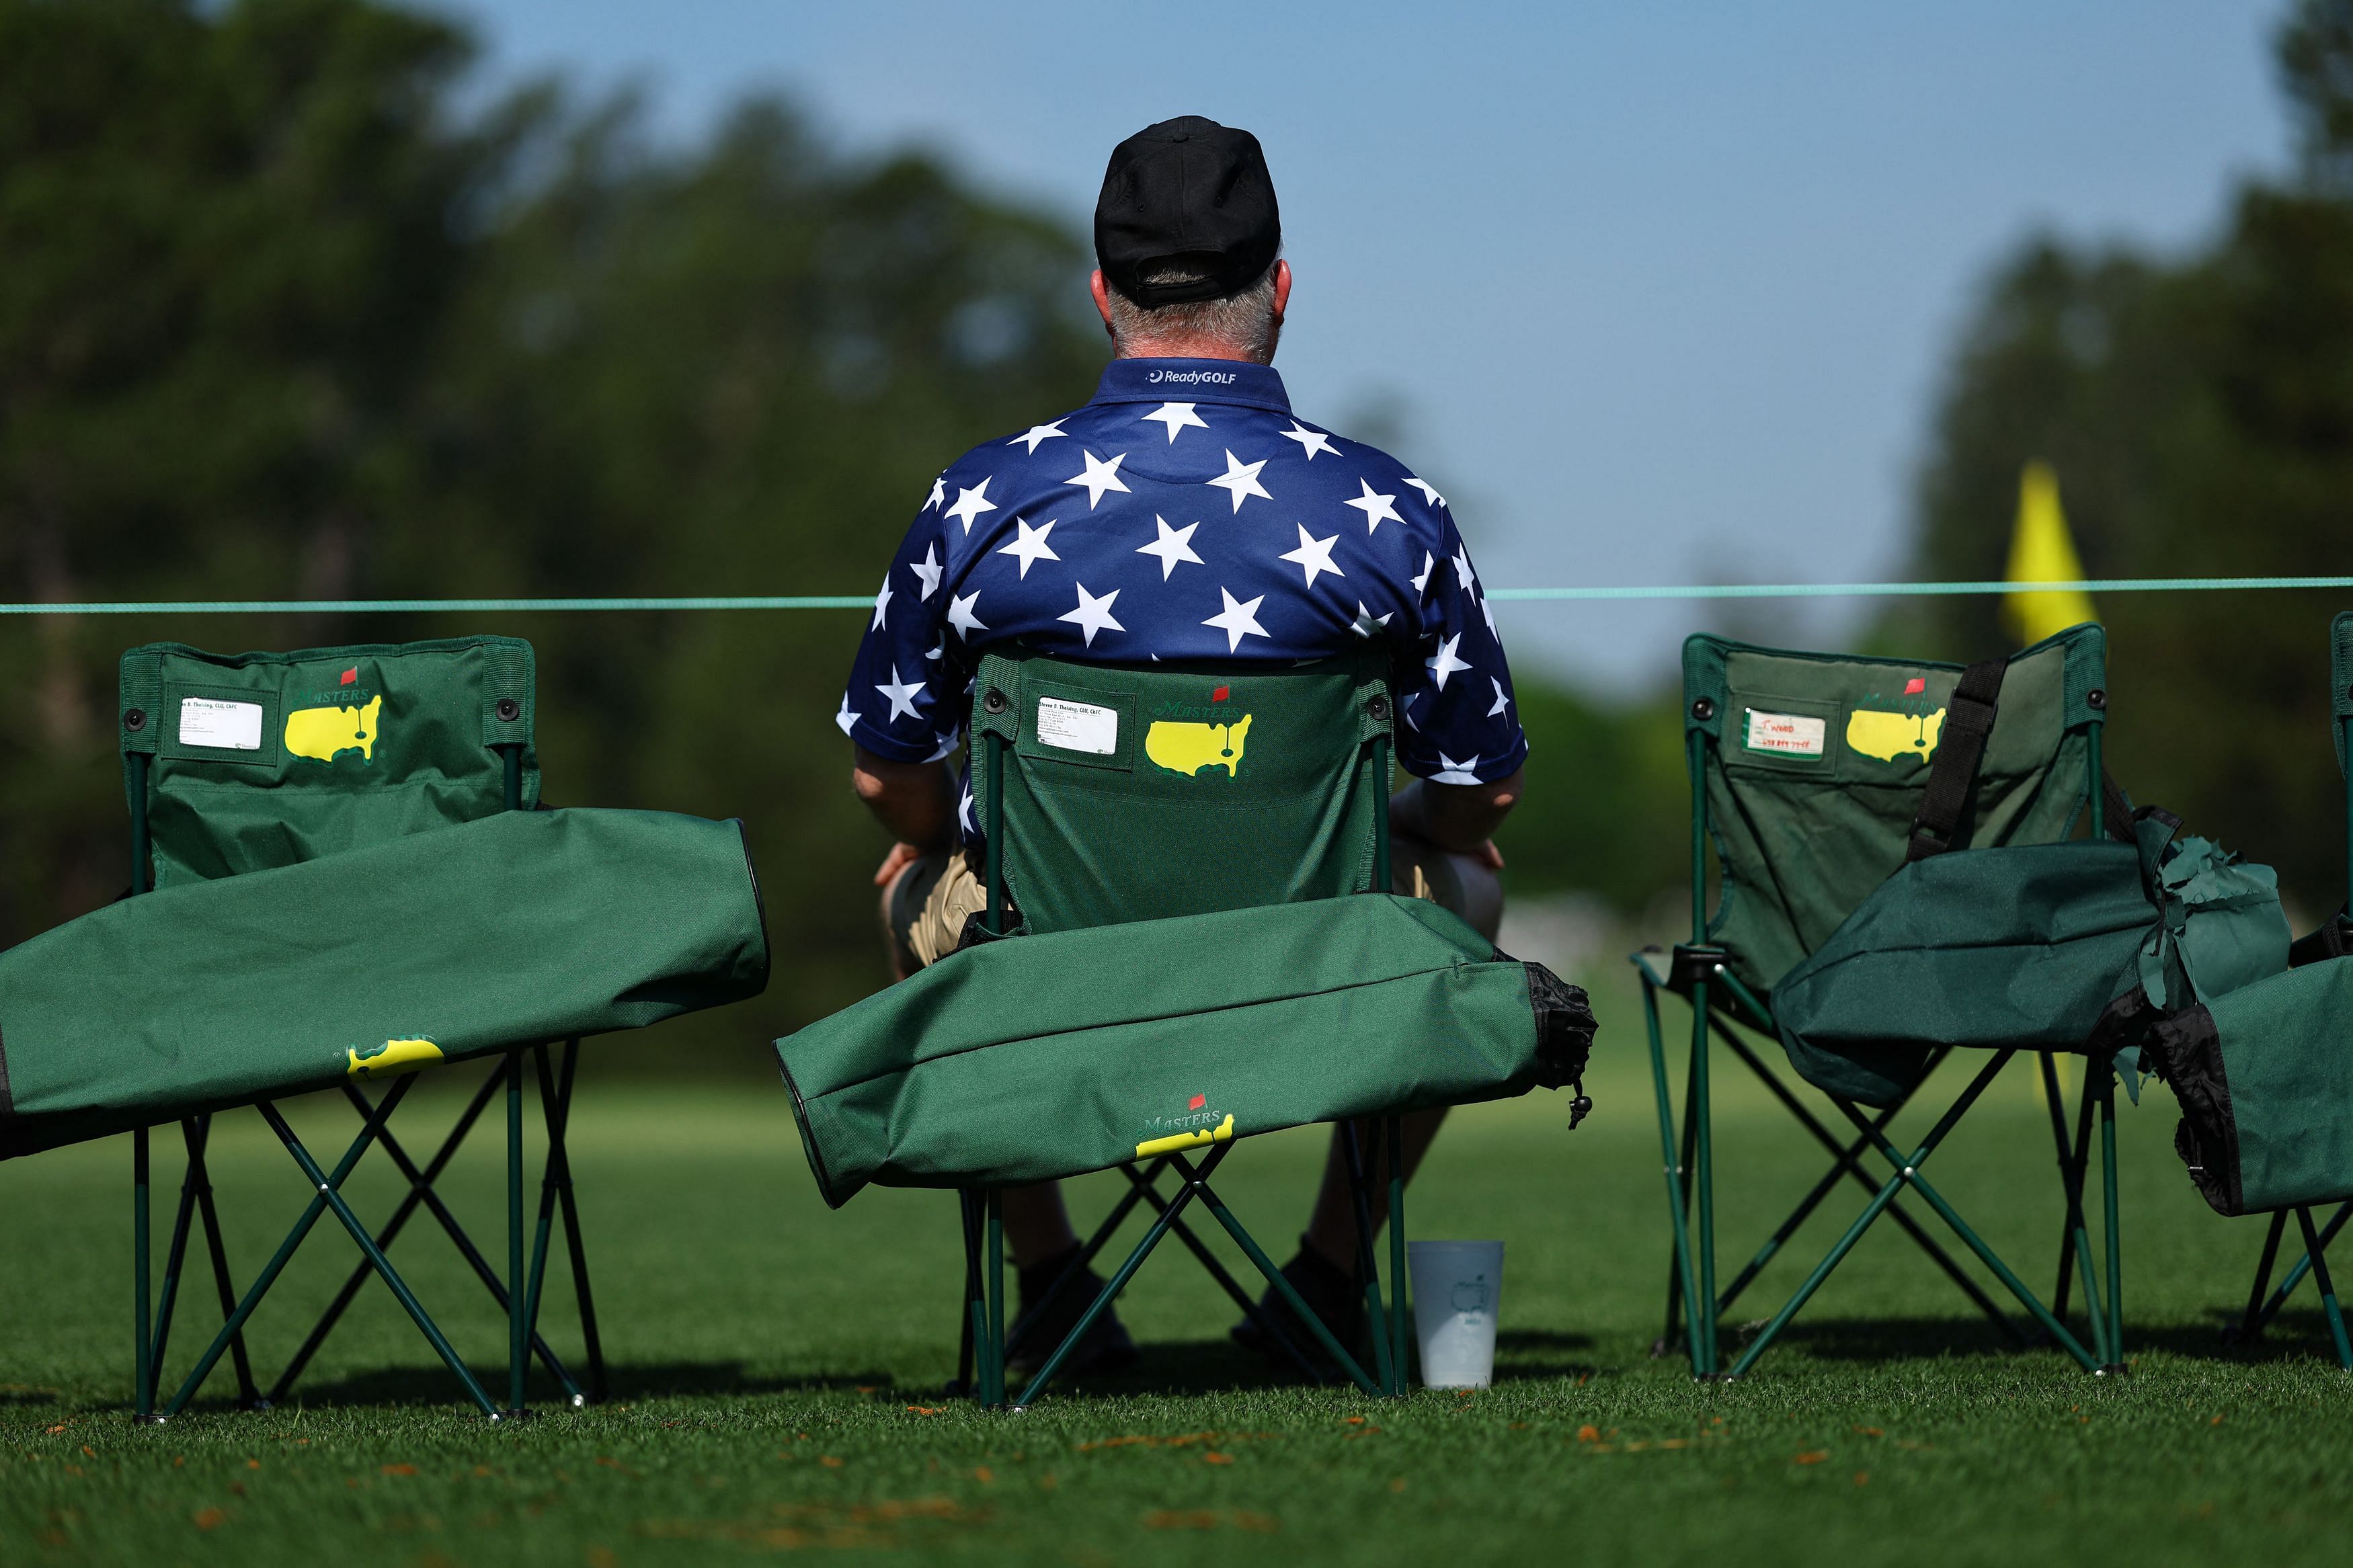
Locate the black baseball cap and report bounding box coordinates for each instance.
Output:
[1094,116,1281,306]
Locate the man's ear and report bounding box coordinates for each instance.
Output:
[1090,270,1116,331]
[1271,259,1292,321]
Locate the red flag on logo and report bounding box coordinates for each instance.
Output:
[1188,1093,1207,1110]
[340,667,358,686]
[1903,677,1925,696]
[1211,686,1229,702]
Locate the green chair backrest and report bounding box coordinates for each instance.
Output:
[118,637,539,888]
[1683,623,2107,995]
[968,647,1394,936]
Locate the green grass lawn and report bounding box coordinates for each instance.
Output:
[5,991,2353,1567]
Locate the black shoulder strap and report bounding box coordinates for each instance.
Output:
[1905,657,2008,862]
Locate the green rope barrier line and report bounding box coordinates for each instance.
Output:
[0,577,2349,616]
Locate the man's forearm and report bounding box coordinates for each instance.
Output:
[852,746,957,850]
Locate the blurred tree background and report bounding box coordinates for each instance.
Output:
[5,0,2348,1075]
[1914,0,2353,919]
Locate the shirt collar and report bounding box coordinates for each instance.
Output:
[1088,357,1292,414]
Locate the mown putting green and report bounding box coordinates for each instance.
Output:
[3,1001,2349,1566]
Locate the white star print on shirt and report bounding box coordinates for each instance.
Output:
[1278,524,1345,589]
[1205,450,1271,513]
[1058,583,1125,647]
[1278,421,1339,460]
[925,476,946,511]
[1351,602,1394,638]
[1066,450,1131,509]
[1142,403,1208,444]
[1009,418,1067,454]
[875,664,925,725]
[1432,751,1482,785]
[1452,547,1478,593]
[1487,677,1511,718]
[909,542,942,600]
[870,578,892,631]
[1203,587,1269,652]
[1481,594,1498,637]
[1405,476,1445,509]
[924,728,961,762]
[945,479,997,535]
[996,518,1060,578]
[834,694,857,737]
[1412,552,1436,595]
[1136,515,1203,579]
[958,780,974,835]
[947,591,987,641]
[1345,479,1402,534]
[1426,633,1472,690]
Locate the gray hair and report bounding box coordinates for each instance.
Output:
[1105,259,1281,362]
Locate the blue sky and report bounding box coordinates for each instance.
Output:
[448,1,2286,687]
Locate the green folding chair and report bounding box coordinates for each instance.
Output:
[953,647,1417,1408]
[1638,625,2128,1379]
[2224,610,2353,1363]
[118,636,603,1422]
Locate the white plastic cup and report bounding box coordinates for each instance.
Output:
[1406,1240,1505,1389]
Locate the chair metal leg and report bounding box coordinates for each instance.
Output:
[1177,1149,1384,1398]
[1727,1053,2100,1378]
[2245,1203,2353,1337]
[2297,1206,2353,1372]
[2234,1210,2291,1343]
[1339,1120,1396,1394]
[1004,1162,1164,1364]
[2098,1063,2125,1372]
[984,1190,1006,1408]
[1115,1163,1324,1383]
[133,1126,154,1423]
[1711,1028,2026,1345]
[164,1079,420,1419]
[506,1051,529,1418]
[259,1101,502,1419]
[1640,967,1708,1376]
[545,1041,607,1401]
[1387,1116,1410,1393]
[185,1120,262,1409]
[1689,974,1719,1376]
[150,1118,261,1410]
[956,1190,984,1403]
[2038,1053,2108,1363]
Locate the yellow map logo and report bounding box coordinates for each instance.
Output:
[1136,1113,1234,1159]
[1145,714,1252,777]
[286,694,382,764]
[1845,706,1946,763]
[347,1037,444,1079]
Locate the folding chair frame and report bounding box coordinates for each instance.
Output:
[1639,707,2126,1380]
[950,723,1415,1409]
[126,743,608,1421]
[2223,662,2353,1373]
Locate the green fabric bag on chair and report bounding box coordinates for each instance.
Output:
[0,808,771,1159]
[776,893,1595,1207]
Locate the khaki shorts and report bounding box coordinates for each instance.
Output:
[887,837,1503,974]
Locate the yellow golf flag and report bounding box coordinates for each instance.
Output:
[2002,460,2099,645]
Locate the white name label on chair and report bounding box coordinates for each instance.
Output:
[1744,708,1825,757]
[1035,696,1119,755]
[180,697,265,751]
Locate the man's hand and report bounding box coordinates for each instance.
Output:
[1391,769,1523,871]
[873,840,927,889]
[852,745,957,857]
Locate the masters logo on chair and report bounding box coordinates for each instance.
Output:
[1144,685,1252,778]
[1845,675,1945,764]
[284,665,385,764]
[1134,1091,1236,1159]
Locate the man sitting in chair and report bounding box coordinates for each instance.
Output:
[840,116,1528,1377]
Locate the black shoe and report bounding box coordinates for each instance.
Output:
[1230,1241,1365,1372]
[1006,1246,1140,1380]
